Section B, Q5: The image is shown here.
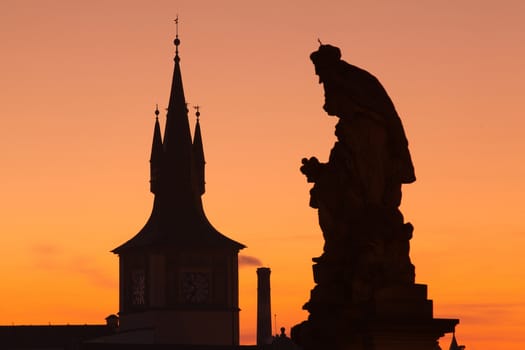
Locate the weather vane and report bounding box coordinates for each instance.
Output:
[174,15,180,56]
[193,105,201,119]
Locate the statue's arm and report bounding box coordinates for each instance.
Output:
[300,157,326,183]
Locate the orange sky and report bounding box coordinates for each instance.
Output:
[1,1,524,348]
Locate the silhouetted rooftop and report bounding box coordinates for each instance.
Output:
[112,31,244,255]
[0,324,113,349]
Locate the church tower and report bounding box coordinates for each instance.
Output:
[112,28,245,345]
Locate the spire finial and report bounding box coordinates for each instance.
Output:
[194,105,201,120]
[174,16,180,59]
[155,104,159,119]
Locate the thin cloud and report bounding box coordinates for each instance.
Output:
[32,243,60,255]
[437,302,525,325]
[69,256,116,289]
[31,243,62,269]
[30,244,116,289]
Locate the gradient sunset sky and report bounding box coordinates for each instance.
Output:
[1,1,524,349]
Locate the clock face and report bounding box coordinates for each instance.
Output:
[181,271,210,304]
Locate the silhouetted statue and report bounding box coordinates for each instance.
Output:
[292,45,458,350]
[300,45,416,287]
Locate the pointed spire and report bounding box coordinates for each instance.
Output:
[150,105,163,194]
[449,332,465,350]
[192,106,206,196]
[162,17,193,192]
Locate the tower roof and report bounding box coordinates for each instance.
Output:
[149,106,163,194]
[113,32,244,254]
[151,106,162,159]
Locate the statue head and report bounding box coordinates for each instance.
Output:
[310,44,341,66]
[310,44,341,83]
[310,44,348,116]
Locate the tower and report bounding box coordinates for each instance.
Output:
[112,29,245,345]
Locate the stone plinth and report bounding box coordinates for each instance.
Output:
[293,281,458,350]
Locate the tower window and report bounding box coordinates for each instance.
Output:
[131,269,146,305]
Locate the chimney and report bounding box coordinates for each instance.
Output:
[105,314,119,331]
[257,267,272,346]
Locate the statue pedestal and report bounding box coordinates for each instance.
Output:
[292,283,458,350]
[293,317,457,350]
